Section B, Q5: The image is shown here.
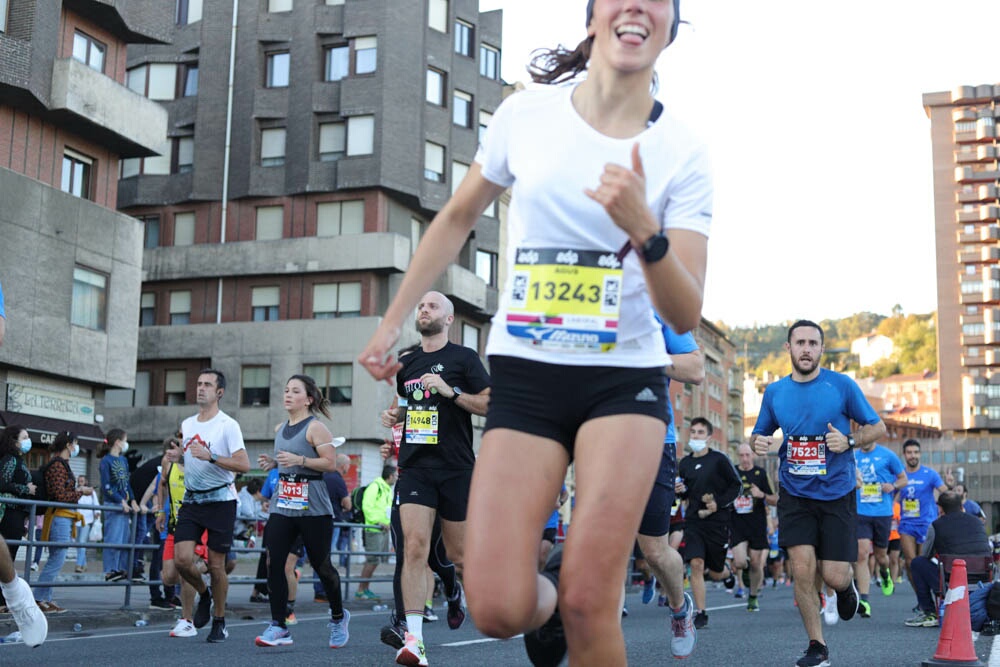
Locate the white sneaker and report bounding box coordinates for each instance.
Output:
[822,592,839,626]
[170,618,197,637]
[6,578,47,647]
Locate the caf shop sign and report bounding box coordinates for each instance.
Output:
[6,383,95,424]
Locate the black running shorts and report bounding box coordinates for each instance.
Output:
[778,491,858,563]
[638,447,677,537]
[855,514,892,549]
[396,467,472,523]
[681,519,730,574]
[484,355,669,456]
[174,500,237,554]
[731,511,769,551]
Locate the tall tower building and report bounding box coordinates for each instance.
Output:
[102,0,503,477]
[0,0,168,474]
[924,84,1000,431]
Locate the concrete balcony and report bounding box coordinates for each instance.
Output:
[965,414,990,430]
[433,263,488,311]
[962,353,987,367]
[952,85,998,104]
[961,312,985,326]
[956,130,979,145]
[956,145,1000,163]
[958,185,1000,204]
[962,333,985,346]
[955,166,1000,184]
[954,108,978,123]
[980,205,1000,221]
[956,225,1000,244]
[977,123,997,142]
[961,290,986,305]
[964,247,1000,265]
[50,58,167,158]
[142,232,412,281]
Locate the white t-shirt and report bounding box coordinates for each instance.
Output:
[76,493,100,525]
[475,82,712,367]
[181,410,246,503]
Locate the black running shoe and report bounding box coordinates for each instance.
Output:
[693,610,708,629]
[524,545,566,667]
[194,588,213,629]
[836,579,859,621]
[795,639,830,667]
[380,614,407,650]
[722,565,736,590]
[206,618,228,643]
[446,581,466,630]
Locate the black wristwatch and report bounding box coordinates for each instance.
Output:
[640,232,670,263]
[846,436,857,449]
[209,452,218,465]
[451,387,463,401]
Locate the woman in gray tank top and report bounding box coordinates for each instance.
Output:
[254,374,350,649]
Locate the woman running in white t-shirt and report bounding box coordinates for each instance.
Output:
[360,1,710,664]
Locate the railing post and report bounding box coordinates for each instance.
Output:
[122,508,139,610]
[23,503,37,584]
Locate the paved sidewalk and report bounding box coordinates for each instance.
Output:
[1,554,397,635]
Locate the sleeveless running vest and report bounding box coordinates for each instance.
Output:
[271,416,333,517]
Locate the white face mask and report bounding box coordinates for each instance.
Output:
[19,439,32,454]
[120,441,129,453]
[688,439,708,453]
[70,444,80,458]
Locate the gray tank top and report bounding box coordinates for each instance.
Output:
[271,416,333,517]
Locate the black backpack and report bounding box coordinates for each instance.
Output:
[30,459,61,503]
[350,484,368,524]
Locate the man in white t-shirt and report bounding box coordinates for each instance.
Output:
[171,369,250,643]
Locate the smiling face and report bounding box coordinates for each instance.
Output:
[587,0,676,74]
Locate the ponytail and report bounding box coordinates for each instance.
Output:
[527,37,592,85]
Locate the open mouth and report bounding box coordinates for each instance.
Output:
[615,23,649,45]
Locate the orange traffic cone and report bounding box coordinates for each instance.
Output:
[922,558,984,667]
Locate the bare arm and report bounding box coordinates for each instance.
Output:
[454,388,490,417]
[854,421,887,448]
[359,165,506,380]
[664,349,704,385]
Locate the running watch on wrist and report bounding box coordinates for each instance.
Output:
[451,387,463,400]
[846,436,857,448]
[209,452,218,464]
[640,232,670,263]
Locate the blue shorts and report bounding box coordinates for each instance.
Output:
[898,521,929,544]
[638,446,677,537]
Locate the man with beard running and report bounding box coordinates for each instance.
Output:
[897,439,946,592]
[381,291,491,666]
[730,442,776,611]
[752,320,886,667]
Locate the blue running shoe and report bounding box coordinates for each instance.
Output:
[255,622,292,647]
[328,608,350,648]
[642,577,657,605]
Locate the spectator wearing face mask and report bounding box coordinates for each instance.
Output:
[98,429,139,582]
[0,425,37,611]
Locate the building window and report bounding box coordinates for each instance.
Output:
[252,286,280,321]
[455,19,474,57]
[174,136,194,173]
[174,212,195,246]
[140,292,156,326]
[451,161,468,196]
[164,370,187,405]
[480,44,500,79]
[318,121,345,161]
[141,215,161,249]
[346,115,374,155]
[169,290,191,324]
[317,200,364,236]
[265,51,290,87]
[268,0,292,11]
[255,206,283,240]
[324,45,349,81]
[478,110,492,143]
[355,36,377,74]
[70,266,107,331]
[313,282,361,318]
[475,250,496,286]
[176,0,203,25]
[61,150,93,199]
[410,217,423,253]
[0,0,7,33]
[241,366,271,406]
[260,128,286,166]
[428,0,448,32]
[304,363,352,404]
[181,63,198,96]
[426,68,445,106]
[453,90,472,127]
[462,323,480,353]
[424,142,445,182]
[72,31,106,73]
[126,63,177,100]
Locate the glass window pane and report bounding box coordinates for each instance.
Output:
[121,157,140,178]
[313,284,338,317]
[255,206,283,240]
[339,282,361,314]
[462,323,479,352]
[316,201,341,236]
[141,293,156,308]
[426,69,443,105]
[174,212,195,246]
[355,36,377,74]
[319,122,346,160]
[252,286,280,307]
[478,110,492,143]
[169,290,191,313]
[71,267,106,330]
[267,52,290,87]
[188,0,203,23]
[147,63,177,100]
[424,142,444,180]
[268,0,292,11]
[453,90,472,127]
[340,200,364,234]
[325,46,349,81]
[177,137,194,171]
[261,128,286,165]
[126,66,147,94]
[165,370,186,393]
[451,161,468,196]
[346,115,374,155]
[428,0,448,32]
[72,33,88,63]
[183,65,199,96]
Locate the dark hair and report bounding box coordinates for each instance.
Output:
[50,430,76,455]
[381,464,397,481]
[99,428,127,458]
[286,374,331,419]
[690,417,713,436]
[528,37,594,85]
[902,438,921,451]
[246,478,263,495]
[954,482,967,496]
[199,368,226,391]
[0,424,27,458]
[787,319,824,344]
[937,491,962,514]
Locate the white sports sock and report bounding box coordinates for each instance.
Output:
[0,576,27,604]
[405,612,424,642]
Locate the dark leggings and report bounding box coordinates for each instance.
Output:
[0,509,26,606]
[390,502,456,620]
[265,513,343,625]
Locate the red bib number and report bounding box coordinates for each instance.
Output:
[787,435,827,476]
[734,495,754,515]
[277,478,309,511]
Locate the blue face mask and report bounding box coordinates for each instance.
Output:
[19,439,32,454]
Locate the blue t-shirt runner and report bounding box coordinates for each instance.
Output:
[899,466,944,535]
[854,444,905,517]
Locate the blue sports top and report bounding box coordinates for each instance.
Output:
[899,465,944,526]
[854,444,905,517]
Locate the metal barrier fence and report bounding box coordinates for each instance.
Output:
[2,496,394,610]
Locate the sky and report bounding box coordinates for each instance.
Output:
[478,0,1000,327]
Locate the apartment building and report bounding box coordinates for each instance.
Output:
[101,0,503,481]
[924,84,1000,431]
[0,0,168,477]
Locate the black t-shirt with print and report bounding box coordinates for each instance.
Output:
[396,342,491,470]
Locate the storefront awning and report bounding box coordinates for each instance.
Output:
[0,410,105,450]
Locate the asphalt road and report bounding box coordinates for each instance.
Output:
[1,579,995,666]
